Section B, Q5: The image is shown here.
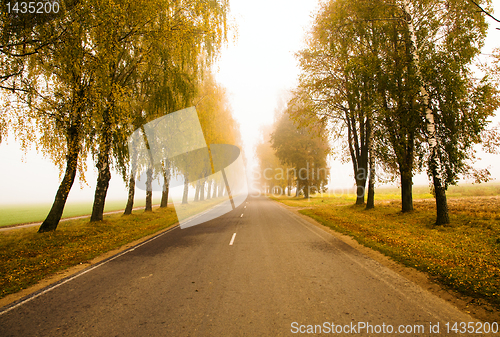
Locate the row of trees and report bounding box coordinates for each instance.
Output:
[289,0,499,224]
[256,101,330,199]
[0,0,240,232]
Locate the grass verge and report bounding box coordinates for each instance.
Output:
[0,206,178,300]
[0,198,163,228]
[271,192,500,309]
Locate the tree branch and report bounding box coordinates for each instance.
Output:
[468,0,500,24]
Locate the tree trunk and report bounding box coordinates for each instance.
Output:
[90,107,113,222]
[218,180,224,197]
[90,140,112,222]
[366,166,375,209]
[142,125,154,212]
[38,128,80,232]
[182,176,189,204]
[432,166,450,225]
[145,167,153,212]
[124,131,139,215]
[160,161,170,208]
[287,172,292,196]
[366,116,375,210]
[200,179,205,201]
[160,179,169,207]
[401,173,413,212]
[355,173,366,205]
[345,106,369,205]
[123,168,135,215]
[194,181,201,202]
[212,180,218,198]
[206,179,212,200]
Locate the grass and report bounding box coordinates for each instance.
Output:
[0,198,162,228]
[0,205,178,300]
[271,184,500,309]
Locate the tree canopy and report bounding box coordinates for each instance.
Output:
[1,0,232,232]
[294,0,499,223]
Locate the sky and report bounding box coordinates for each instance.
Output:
[0,0,499,205]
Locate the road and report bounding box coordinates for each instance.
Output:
[0,196,475,336]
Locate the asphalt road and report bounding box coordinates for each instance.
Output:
[0,196,475,336]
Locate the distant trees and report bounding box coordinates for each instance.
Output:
[255,124,292,195]
[255,102,330,199]
[294,0,499,224]
[195,72,242,201]
[1,0,232,232]
[271,109,330,198]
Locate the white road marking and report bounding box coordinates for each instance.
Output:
[229,233,237,245]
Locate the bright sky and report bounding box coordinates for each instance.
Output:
[214,0,319,180]
[0,0,499,205]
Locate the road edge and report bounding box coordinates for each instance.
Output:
[0,198,231,312]
[0,222,179,313]
[270,197,500,323]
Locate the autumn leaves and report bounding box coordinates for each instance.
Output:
[1,0,235,232]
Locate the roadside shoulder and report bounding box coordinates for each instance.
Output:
[0,223,179,311]
[271,198,500,323]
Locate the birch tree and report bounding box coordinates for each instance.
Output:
[398,0,498,224]
[89,0,230,221]
[7,3,99,233]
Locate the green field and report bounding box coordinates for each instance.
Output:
[0,198,163,228]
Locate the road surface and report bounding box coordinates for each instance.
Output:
[0,196,475,336]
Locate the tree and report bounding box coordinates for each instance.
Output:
[295,0,382,205]
[296,0,498,222]
[373,1,423,212]
[399,0,498,224]
[271,107,330,199]
[89,0,230,221]
[122,55,197,214]
[194,71,242,201]
[4,0,230,231]
[7,2,99,233]
[255,124,290,195]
